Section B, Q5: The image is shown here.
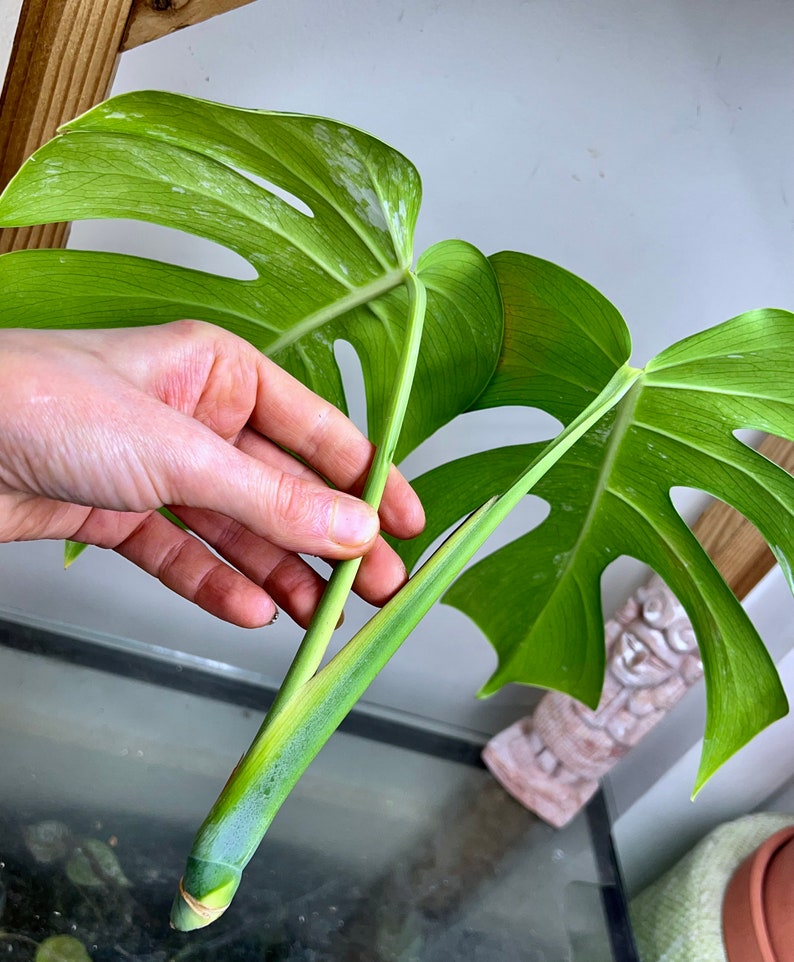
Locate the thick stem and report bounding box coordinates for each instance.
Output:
[171,364,641,931]
[463,364,642,532]
[261,273,428,726]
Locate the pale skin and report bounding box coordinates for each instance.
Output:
[0,321,425,629]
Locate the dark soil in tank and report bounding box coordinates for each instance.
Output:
[0,806,536,962]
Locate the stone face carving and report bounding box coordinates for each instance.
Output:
[482,574,703,827]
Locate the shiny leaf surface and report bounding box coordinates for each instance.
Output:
[0,91,502,458]
[398,254,793,787]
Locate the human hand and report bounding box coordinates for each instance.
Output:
[0,321,424,628]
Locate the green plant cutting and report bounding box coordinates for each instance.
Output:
[1,91,792,931]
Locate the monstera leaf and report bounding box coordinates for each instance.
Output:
[398,251,794,789]
[0,90,502,461]
[4,91,793,927]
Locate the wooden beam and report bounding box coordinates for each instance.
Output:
[0,0,260,255]
[0,0,135,253]
[121,0,258,51]
[693,433,794,599]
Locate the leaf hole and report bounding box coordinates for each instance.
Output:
[228,165,314,219]
[733,428,766,449]
[412,491,551,576]
[600,555,658,621]
[394,406,562,571]
[473,490,551,557]
[67,218,258,281]
[669,486,715,528]
[400,406,564,478]
[333,339,368,435]
[669,483,771,600]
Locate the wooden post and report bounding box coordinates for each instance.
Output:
[0,0,134,253]
[692,433,794,599]
[0,0,258,254]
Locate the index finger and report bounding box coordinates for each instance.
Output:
[251,354,425,541]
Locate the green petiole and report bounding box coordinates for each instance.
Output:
[261,271,427,727]
[170,362,641,931]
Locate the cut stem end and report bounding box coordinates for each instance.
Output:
[170,877,230,932]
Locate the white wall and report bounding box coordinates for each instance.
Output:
[2,0,794,881]
[0,0,24,81]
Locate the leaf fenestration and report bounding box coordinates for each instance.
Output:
[404,272,794,787]
[0,91,502,460]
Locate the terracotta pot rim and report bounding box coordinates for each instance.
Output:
[723,825,794,962]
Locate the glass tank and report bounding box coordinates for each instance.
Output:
[0,615,636,961]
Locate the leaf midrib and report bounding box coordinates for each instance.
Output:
[555,372,643,575]
[631,417,793,517]
[643,378,794,403]
[265,269,407,355]
[49,146,364,292]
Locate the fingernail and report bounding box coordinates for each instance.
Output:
[330,497,379,547]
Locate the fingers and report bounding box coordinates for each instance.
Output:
[172,503,409,624]
[172,505,327,629]
[140,373,422,610]
[351,535,409,606]
[0,322,425,628]
[246,353,425,540]
[114,511,279,628]
[69,500,408,628]
[234,426,424,544]
[104,321,424,542]
[163,409,422,566]
[106,503,408,628]
[207,430,412,611]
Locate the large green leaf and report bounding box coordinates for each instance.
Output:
[398,253,793,789]
[0,90,502,459]
[471,250,632,422]
[2,94,792,795]
[392,248,633,568]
